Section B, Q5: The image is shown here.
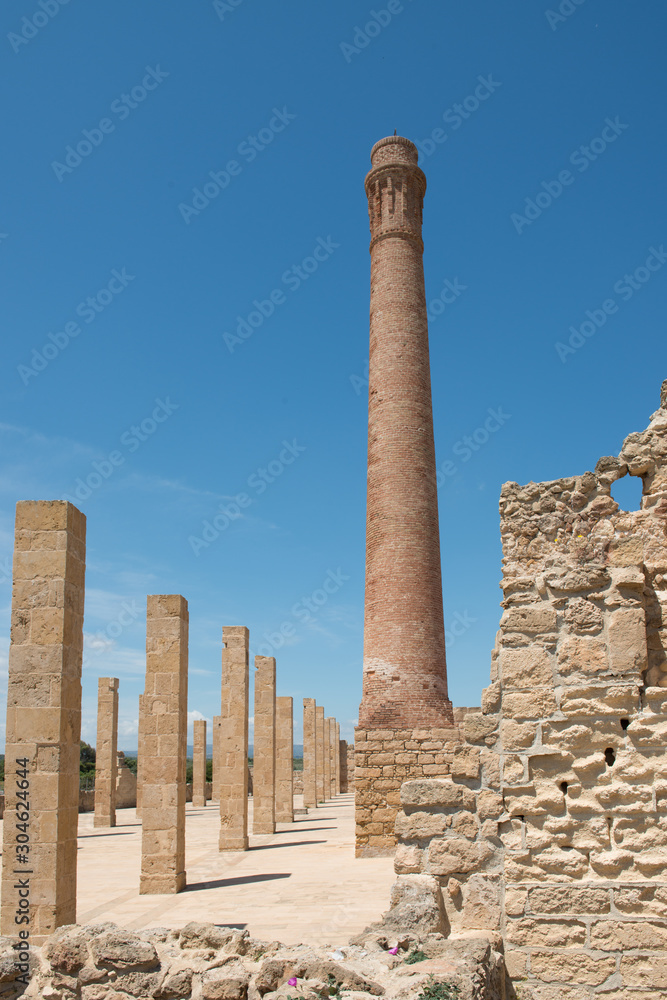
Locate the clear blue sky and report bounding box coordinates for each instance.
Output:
[1,0,666,749]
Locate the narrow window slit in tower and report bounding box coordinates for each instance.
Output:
[620,718,630,730]
[604,747,616,766]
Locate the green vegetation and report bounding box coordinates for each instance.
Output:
[416,976,461,1000]
[314,975,345,998]
[123,756,138,775]
[405,949,428,964]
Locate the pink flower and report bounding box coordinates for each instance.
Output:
[288,978,298,987]
[388,946,399,955]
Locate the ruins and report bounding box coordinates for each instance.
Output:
[1,501,86,942]
[191,718,207,808]
[138,594,188,894]
[93,677,119,827]
[1,134,664,999]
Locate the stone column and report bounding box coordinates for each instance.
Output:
[1,500,86,942]
[135,702,143,817]
[316,705,326,803]
[211,717,221,801]
[218,626,249,850]
[94,677,119,827]
[323,716,332,802]
[275,696,294,823]
[327,718,337,798]
[335,721,341,794]
[253,656,276,834]
[139,595,188,894]
[303,698,317,809]
[339,739,349,793]
[192,719,207,808]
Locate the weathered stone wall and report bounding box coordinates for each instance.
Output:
[389,382,667,997]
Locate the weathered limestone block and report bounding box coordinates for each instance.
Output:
[275,696,294,823]
[218,626,249,850]
[501,605,557,635]
[1,501,86,942]
[499,646,554,688]
[303,698,317,808]
[253,656,276,835]
[607,606,648,674]
[564,597,604,634]
[94,677,119,827]
[139,594,188,894]
[379,875,447,936]
[316,706,325,803]
[427,837,494,877]
[401,779,475,812]
[192,719,207,808]
[556,635,607,679]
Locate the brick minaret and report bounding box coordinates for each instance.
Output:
[356,136,457,855]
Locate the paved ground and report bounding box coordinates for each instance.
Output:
[70,793,394,946]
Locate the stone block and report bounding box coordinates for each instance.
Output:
[590,920,667,950]
[500,646,554,689]
[426,836,494,876]
[528,886,610,914]
[556,636,607,679]
[607,607,648,674]
[501,605,558,634]
[500,720,538,750]
[502,690,557,719]
[620,954,667,989]
[505,918,586,947]
[530,951,616,986]
[400,779,475,811]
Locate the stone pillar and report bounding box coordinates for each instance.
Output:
[303,698,317,809]
[323,716,332,802]
[94,677,119,827]
[275,696,293,823]
[326,717,335,798]
[211,717,221,801]
[335,721,341,794]
[1,500,86,942]
[135,703,143,817]
[339,739,349,793]
[218,626,249,851]
[139,595,188,894]
[192,719,207,808]
[357,136,457,854]
[316,705,326,803]
[115,752,137,809]
[253,656,276,834]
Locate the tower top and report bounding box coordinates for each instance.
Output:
[370,135,419,168]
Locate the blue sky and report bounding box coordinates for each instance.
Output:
[1,0,666,749]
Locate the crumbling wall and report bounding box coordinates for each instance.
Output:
[390,381,667,997]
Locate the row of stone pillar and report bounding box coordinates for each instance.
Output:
[0,500,343,943]
[302,698,343,808]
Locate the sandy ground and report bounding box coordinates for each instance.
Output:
[27,792,395,947]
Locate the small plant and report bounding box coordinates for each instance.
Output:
[404,949,428,964]
[416,975,461,1000]
[314,974,345,998]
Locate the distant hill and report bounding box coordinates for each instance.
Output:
[120,744,304,758]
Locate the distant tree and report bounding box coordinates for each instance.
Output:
[206,759,213,782]
[80,742,96,778]
[123,756,138,775]
[0,756,4,782]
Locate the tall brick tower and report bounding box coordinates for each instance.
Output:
[356,135,457,856]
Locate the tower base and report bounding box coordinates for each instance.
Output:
[354,725,461,856]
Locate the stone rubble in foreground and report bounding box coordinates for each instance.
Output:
[0,907,505,1000]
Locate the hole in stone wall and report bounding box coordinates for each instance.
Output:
[610,473,643,512]
[559,781,568,794]
[604,747,616,766]
[620,718,630,730]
